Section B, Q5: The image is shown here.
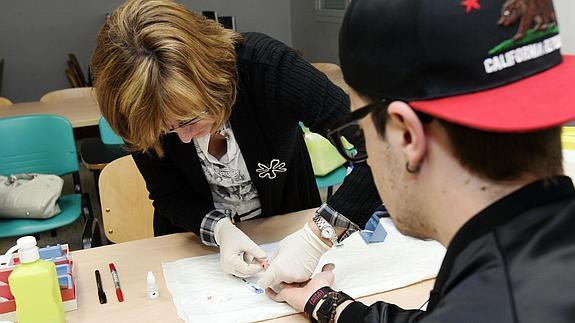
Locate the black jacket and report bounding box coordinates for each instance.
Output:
[340,176,575,323]
[133,32,381,235]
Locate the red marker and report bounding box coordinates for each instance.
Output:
[109,263,124,302]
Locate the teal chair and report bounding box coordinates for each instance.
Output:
[99,117,124,145]
[0,115,97,248]
[80,117,128,198]
[315,165,348,198]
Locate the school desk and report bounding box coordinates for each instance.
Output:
[0,97,100,128]
[67,208,434,322]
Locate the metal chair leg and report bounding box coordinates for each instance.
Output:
[92,170,101,201]
[84,217,103,248]
[81,192,96,248]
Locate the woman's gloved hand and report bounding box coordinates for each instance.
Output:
[258,223,330,289]
[214,217,268,277]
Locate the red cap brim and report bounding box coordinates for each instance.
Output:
[410,55,575,132]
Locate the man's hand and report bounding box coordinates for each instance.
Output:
[265,263,336,312]
[258,223,330,288]
[214,218,267,277]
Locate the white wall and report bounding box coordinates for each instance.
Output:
[290,0,340,63]
[555,0,575,126]
[0,0,292,102]
[2,0,572,102]
[555,0,575,54]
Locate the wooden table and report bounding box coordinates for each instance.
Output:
[67,209,434,322]
[0,97,100,128]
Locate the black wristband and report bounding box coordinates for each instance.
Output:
[316,292,339,323]
[334,291,354,308]
[317,291,354,323]
[305,286,335,322]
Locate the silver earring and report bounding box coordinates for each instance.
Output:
[405,162,421,174]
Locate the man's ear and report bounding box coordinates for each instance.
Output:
[387,102,427,172]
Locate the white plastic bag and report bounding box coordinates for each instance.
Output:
[0,174,63,219]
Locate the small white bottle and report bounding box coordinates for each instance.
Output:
[146,271,159,299]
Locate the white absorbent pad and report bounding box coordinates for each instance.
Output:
[162,218,446,322]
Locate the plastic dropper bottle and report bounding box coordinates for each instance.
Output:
[147,271,159,299]
[6,236,64,323]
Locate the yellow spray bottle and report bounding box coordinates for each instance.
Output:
[6,236,64,323]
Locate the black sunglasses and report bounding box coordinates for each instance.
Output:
[326,99,433,163]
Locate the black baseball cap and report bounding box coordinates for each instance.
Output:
[339,0,575,132]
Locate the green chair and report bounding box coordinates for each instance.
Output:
[300,123,348,198]
[0,115,97,248]
[99,117,124,145]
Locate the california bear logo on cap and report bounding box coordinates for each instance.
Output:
[498,0,556,41]
[484,0,560,74]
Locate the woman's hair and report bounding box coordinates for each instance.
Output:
[91,0,242,156]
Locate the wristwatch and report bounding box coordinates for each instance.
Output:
[312,213,341,247]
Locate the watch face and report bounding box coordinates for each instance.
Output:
[321,226,336,239]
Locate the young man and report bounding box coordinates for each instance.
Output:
[265,0,575,322]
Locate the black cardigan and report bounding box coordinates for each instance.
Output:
[133,32,382,236]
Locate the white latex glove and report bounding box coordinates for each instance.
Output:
[258,223,330,288]
[214,217,267,278]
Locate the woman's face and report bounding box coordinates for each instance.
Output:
[169,117,215,143]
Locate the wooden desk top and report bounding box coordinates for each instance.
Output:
[67,209,434,322]
[0,97,100,128]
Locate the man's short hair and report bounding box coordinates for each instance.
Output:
[370,99,563,181]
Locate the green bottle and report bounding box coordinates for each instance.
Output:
[7,236,65,323]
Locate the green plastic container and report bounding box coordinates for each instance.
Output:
[7,236,64,323]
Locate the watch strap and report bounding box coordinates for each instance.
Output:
[316,291,339,323]
[317,291,355,323]
[305,286,334,322]
[334,291,354,307]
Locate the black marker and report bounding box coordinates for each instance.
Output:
[95,270,107,304]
